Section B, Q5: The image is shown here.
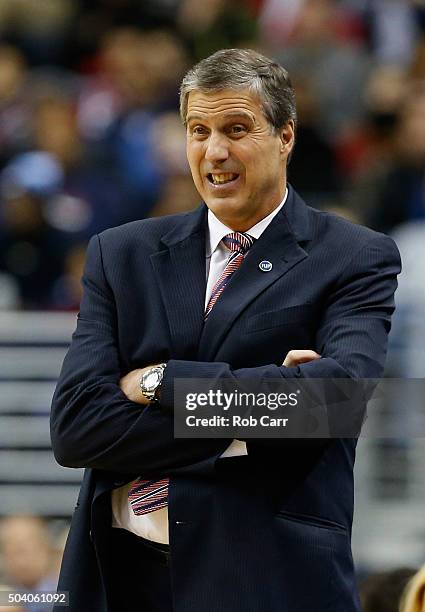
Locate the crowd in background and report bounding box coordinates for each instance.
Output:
[0,0,424,310]
[1,1,425,611]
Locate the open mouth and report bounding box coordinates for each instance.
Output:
[207,172,239,186]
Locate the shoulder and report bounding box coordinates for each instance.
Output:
[94,207,202,253]
[307,206,400,263]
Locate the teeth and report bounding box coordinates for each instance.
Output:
[211,173,237,185]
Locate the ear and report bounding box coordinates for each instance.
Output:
[279,120,295,155]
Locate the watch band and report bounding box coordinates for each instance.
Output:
[139,363,167,402]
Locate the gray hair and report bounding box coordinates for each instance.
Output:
[179,48,297,133]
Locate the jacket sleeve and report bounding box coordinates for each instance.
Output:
[50,235,228,473]
[160,234,401,411]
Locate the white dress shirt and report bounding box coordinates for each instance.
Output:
[111,189,288,543]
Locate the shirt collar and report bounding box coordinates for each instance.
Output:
[206,188,288,257]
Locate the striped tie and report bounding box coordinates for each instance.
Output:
[128,232,254,516]
[128,477,169,516]
[205,231,255,319]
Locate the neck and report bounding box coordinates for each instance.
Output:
[215,190,287,232]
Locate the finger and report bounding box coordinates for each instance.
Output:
[283,350,321,367]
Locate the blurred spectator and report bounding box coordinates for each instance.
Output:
[95,28,187,113]
[345,64,407,176]
[151,112,188,176]
[0,151,71,309]
[31,95,130,238]
[350,81,425,232]
[49,243,86,311]
[0,0,76,66]
[287,78,341,206]
[355,82,425,233]
[342,65,408,217]
[78,28,189,216]
[365,0,419,67]
[400,565,425,612]
[68,0,183,70]
[0,44,31,168]
[178,0,258,60]
[259,0,305,48]
[261,0,365,49]
[0,516,58,612]
[360,567,417,612]
[148,112,200,217]
[272,0,370,143]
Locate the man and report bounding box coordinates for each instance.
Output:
[0,516,58,612]
[50,49,401,611]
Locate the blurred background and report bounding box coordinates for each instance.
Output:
[0,0,424,609]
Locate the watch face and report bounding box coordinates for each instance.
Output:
[143,370,161,392]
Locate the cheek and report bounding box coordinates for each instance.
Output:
[244,153,273,181]
[187,145,203,175]
[186,157,199,181]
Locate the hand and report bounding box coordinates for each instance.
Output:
[119,364,160,405]
[283,349,321,367]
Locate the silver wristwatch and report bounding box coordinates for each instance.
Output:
[139,363,167,402]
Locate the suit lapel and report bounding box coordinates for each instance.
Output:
[150,188,313,361]
[150,206,207,359]
[198,187,312,361]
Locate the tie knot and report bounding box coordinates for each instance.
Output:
[222,232,254,255]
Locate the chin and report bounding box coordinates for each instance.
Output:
[206,201,252,230]
[205,197,243,214]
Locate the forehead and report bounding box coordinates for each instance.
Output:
[186,88,265,122]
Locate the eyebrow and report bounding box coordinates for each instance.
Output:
[186,111,255,124]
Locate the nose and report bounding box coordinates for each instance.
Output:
[205,131,230,164]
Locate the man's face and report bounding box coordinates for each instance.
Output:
[186,88,294,231]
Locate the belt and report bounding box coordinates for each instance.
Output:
[114,528,171,566]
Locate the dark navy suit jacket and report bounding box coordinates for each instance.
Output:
[50,186,401,612]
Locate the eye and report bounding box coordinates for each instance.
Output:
[229,124,247,137]
[190,125,208,138]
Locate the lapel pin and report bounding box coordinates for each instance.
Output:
[259,260,273,272]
